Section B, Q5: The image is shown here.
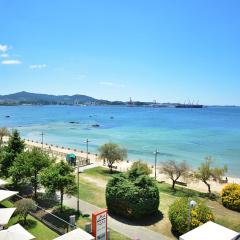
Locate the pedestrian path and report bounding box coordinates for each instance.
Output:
[63,194,169,240]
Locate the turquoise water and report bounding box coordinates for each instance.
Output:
[0,105,240,176]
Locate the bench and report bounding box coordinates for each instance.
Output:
[176,181,187,186]
[109,165,118,169]
[219,179,228,184]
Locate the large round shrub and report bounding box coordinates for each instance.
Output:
[222,183,240,212]
[106,174,159,219]
[168,198,214,235]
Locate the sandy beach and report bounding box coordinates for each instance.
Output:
[3,136,240,194]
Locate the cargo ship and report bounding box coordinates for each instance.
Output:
[175,101,203,108]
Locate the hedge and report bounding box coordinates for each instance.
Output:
[106,174,159,219]
[222,183,240,212]
[168,198,214,235]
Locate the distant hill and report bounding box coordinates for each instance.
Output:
[0,91,109,105]
[0,91,198,107]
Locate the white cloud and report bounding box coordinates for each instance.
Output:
[29,64,47,69]
[0,44,9,52]
[0,53,9,58]
[99,81,125,88]
[1,59,21,65]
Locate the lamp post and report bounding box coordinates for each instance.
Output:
[153,149,160,180]
[188,200,197,231]
[40,132,44,149]
[77,161,80,214]
[84,139,91,163]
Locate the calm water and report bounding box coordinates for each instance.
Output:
[0,105,240,176]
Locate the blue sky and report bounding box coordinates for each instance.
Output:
[0,0,240,105]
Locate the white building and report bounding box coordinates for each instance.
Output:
[180,221,239,240]
[54,228,95,240]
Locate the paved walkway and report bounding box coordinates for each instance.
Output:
[63,194,168,240]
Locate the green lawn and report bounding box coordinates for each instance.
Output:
[78,166,240,239]
[1,201,59,240]
[77,177,106,208]
[110,230,131,240]
[81,166,121,181]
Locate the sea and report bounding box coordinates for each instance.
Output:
[0,105,240,177]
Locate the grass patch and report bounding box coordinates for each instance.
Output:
[1,200,59,240]
[158,182,219,200]
[207,199,240,232]
[110,230,131,240]
[148,192,176,239]
[81,166,121,181]
[77,176,106,208]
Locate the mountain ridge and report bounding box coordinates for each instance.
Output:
[0,91,107,105]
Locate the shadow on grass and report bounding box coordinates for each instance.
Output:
[170,227,181,239]
[18,219,37,230]
[37,206,82,231]
[52,206,81,221]
[84,166,121,177]
[108,210,164,227]
[36,192,59,208]
[158,183,219,200]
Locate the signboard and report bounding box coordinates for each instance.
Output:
[92,209,108,240]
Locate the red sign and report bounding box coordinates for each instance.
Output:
[92,209,108,240]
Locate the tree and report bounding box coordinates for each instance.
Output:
[168,197,214,235]
[195,157,227,193]
[0,130,25,177]
[15,198,36,225]
[160,160,189,190]
[106,173,159,219]
[0,127,10,146]
[127,160,152,179]
[99,143,127,173]
[0,147,7,176]
[9,147,52,198]
[40,161,77,212]
[5,129,25,154]
[8,151,29,186]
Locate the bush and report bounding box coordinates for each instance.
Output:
[168,198,214,235]
[221,183,240,212]
[106,173,159,220]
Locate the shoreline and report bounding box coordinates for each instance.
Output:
[3,136,240,193]
[22,138,240,193]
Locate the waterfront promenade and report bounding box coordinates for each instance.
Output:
[3,136,239,193]
[22,138,240,193]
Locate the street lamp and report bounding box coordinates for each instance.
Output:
[77,161,80,214]
[153,149,160,180]
[40,132,44,149]
[188,200,197,231]
[84,139,91,163]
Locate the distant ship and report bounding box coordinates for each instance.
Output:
[127,97,135,106]
[175,101,203,108]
